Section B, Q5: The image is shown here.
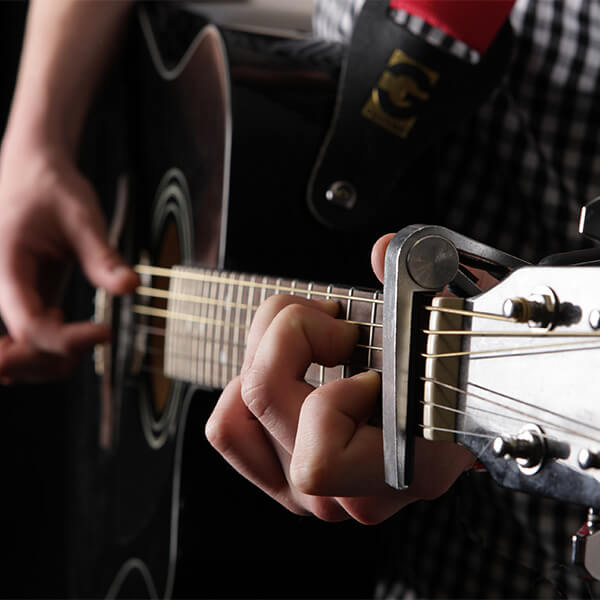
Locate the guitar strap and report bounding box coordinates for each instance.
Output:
[307,0,514,230]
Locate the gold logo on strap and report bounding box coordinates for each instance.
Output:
[362,49,439,137]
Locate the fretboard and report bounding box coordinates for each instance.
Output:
[158,266,384,389]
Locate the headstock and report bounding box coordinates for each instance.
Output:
[448,264,600,507]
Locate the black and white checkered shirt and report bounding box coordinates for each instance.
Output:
[313,1,600,598]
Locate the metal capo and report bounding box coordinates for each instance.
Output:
[382,224,528,489]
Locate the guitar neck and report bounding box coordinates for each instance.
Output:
[141,265,384,389]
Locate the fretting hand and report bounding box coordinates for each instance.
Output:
[206,234,475,524]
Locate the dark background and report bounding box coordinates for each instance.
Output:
[0,2,71,597]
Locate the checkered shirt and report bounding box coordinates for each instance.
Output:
[314,1,600,598]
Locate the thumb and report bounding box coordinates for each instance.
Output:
[370,233,395,284]
[59,192,139,294]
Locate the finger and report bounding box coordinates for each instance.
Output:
[206,377,310,515]
[0,293,109,355]
[408,437,475,500]
[242,295,339,373]
[337,489,416,525]
[58,189,138,295]
[291,370,389,497]
[207,378,350,522]
[371,233,395,284]
[0,335,76,383]
[0,250,45,342]
[241,304,359,452]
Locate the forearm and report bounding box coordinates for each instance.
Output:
[3,0,134,160]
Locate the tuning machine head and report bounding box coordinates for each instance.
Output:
[502,286,558,330]
[493,424,570,476]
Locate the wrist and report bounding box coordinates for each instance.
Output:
[0,126,74,184]
[2,91,81,162]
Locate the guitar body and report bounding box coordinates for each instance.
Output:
[68,6,392,598]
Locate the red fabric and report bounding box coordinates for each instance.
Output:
[389,0,515,53]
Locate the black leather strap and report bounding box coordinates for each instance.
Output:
[307,0,514,229]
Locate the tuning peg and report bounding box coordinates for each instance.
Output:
[492,427,545,474]
[493,425,569,476]
[502,287,558,329]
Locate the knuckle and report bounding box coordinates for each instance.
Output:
[290,452,333,497]
[205,411,234,455]
[239,366,273,419]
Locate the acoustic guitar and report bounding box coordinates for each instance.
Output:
[75,3,600,597]
[76,4,392,598]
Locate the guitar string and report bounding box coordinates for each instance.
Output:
[137,286,381,328]
[422,339,600,359]
[135,265,385,305]
[133,302,382,330]
[127,284,600,442]
[132,320,598,444]
[419,396,600,446]
[137,356,598,448]
[135,284,513,325]
[133,268,600,338]
[418,425,497,440]
[135,329,599,445]
[132,309,382,353]
[136,327,383,375]
[423,376,600,440]
[423,329,600,338]
[131,306,600,359]
[132,282,600,351]
[425,305,516,323]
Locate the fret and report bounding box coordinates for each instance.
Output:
[217,271,226,387]
[260,276,267,307]
[174,268,183,379]
[161,265,384,390]
[217,271,225,387]
[213,274,221,387]
[191,271,199,385]
[246,275,256,347]
[199,267,207,386]
[208,273,217,387]
[187,274,194,384]
[169,269,177,378]
[342,287,355,379]
[164,272,173,377]
[320,284,334,387]
[368,291,378,371]
[217,275,227,388]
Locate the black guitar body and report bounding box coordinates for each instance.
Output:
[65,6,407,598]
